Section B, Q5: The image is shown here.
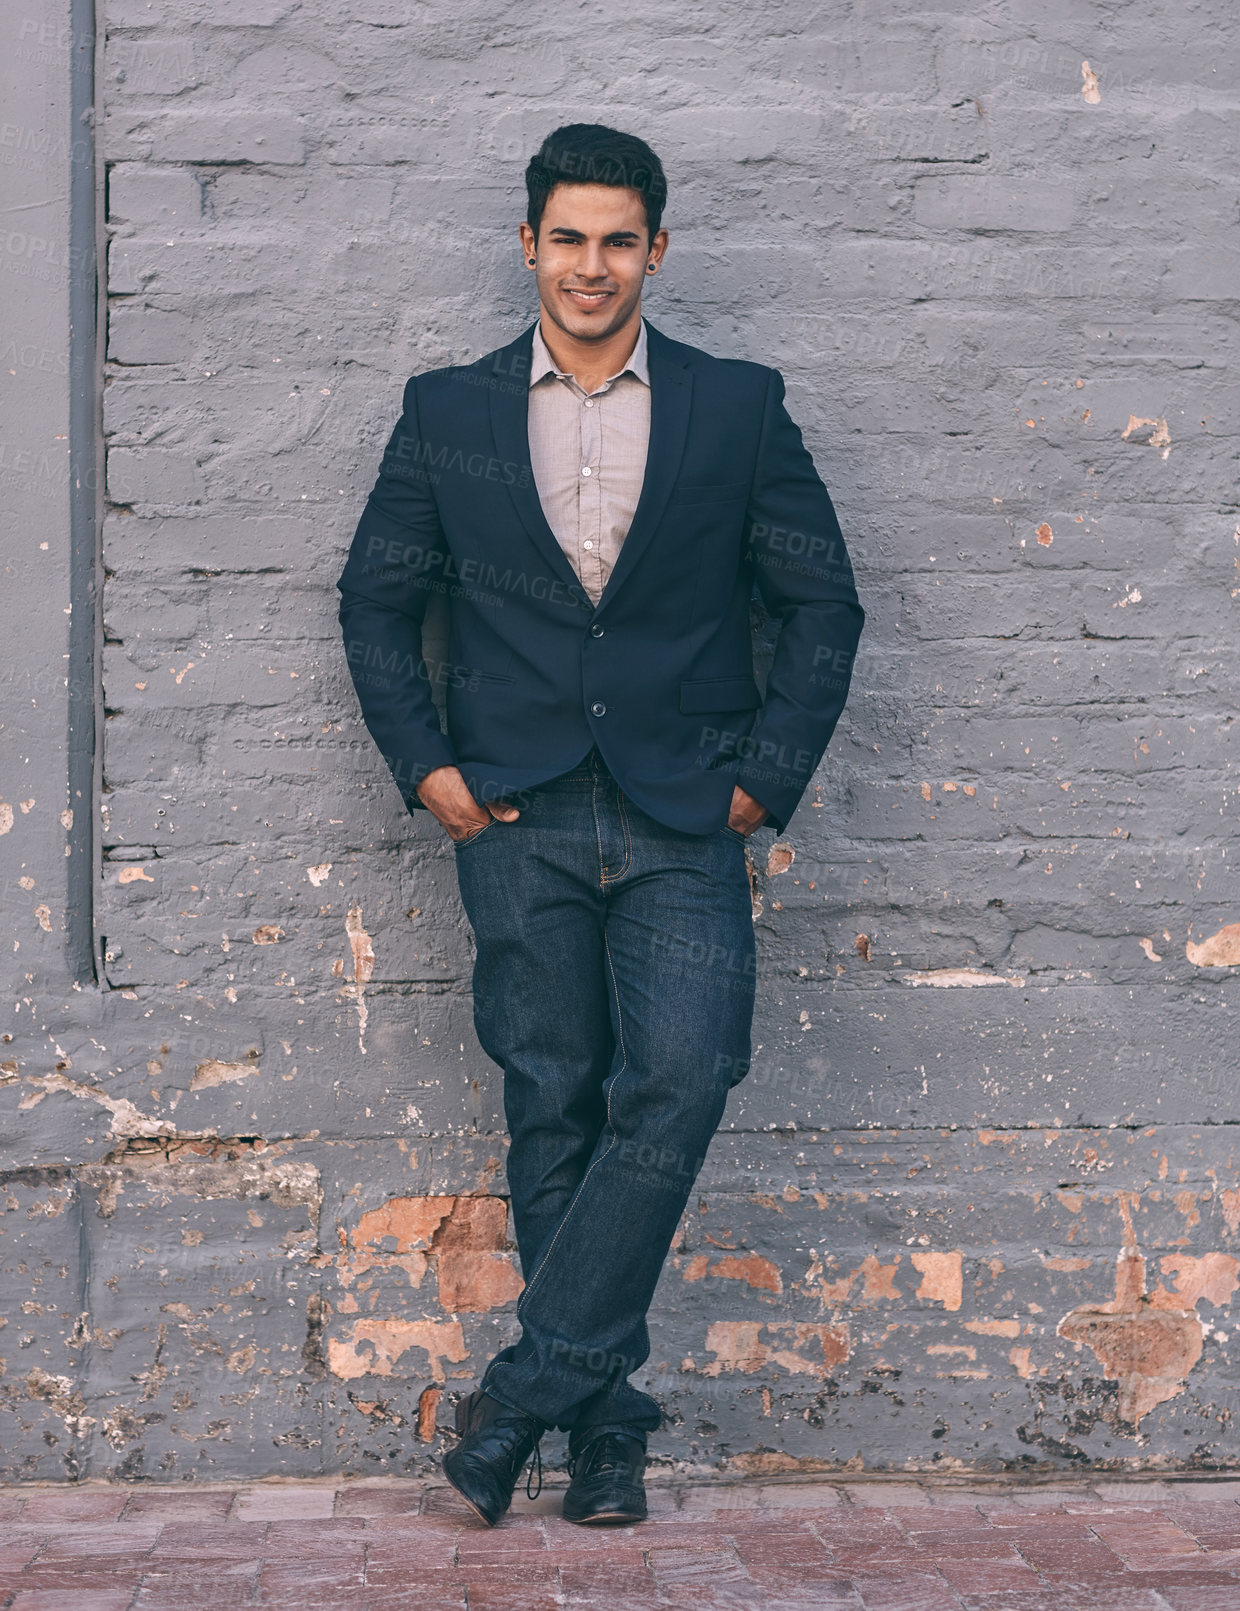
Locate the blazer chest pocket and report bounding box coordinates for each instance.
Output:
[679,676,762,714]
[669,480,750,506]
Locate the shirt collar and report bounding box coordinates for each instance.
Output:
[529,316,650,390]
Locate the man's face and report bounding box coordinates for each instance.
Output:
[520,183,667,343]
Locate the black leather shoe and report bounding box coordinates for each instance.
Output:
[442,1389,548,1527]
[562,1430,648,1525]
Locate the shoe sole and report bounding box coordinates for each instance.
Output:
[565,1508,646,1526]
[443,1466,500,1528]
[445,1391,501,1527]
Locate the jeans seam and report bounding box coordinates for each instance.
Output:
[514,917,629,1319]
[591,772,606,890]
[603,792,633,886]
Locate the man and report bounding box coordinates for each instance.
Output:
[337,124,864,1526]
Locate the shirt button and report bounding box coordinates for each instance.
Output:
[584,400,594,408]
[590,623,605,637]
[590,701,606,717]
[581,466,592,477]
[583,539,594,550]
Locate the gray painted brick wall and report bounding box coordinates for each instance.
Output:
[3,0,1239,1482]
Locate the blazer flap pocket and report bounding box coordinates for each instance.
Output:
[669,480,750,506]
[679,676,763,714]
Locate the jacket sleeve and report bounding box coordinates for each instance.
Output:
[336,374,458,813]
[736,367,865,834]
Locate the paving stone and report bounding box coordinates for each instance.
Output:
[935,1557,1042,1593]
[132,1576,260,1609]
[8,1595,138,1611]
[0,1539,43,1569]
[331,1485,425,1517]
[677,1486,767,1513]
[1092,1480,1183,1502]
[953,1594,1167,1611]
[756,1483,848,1508]
[1161,1590,1240,1609]
[15,1493,131,1524]
[147,1524,270,1559]
[232,1487,338,1520]
[120,1493,236,1522]
[852,1574,963,1610]
[843,1487,930,1509]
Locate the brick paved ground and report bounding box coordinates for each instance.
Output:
[2,1475,1240,1609]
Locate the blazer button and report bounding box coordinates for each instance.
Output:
[590,623,605,637]
[590,701,606,717]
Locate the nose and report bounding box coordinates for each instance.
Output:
[579,240,608,280]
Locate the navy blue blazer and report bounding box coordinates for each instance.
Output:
[337,320,864,836]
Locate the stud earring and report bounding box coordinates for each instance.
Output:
[646,262,656,273]
[528,257,536,266]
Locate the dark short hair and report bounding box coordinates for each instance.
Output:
[525,124,667,242]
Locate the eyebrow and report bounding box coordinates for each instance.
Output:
[546,227,642,241]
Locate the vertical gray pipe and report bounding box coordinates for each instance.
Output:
[66,0,100,985]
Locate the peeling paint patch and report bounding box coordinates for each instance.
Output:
[1035,522,1053,546]
[339,1194,522,1315]
[252,925,283,945]
[79,1137,320,1225]
[1186,923,1240,968]
[306,861,332,887]
[1056,1199,1214,1425]
[326,1317,467,1382]
[765,843,795,878]
[1081,60,1101,103]
[190,1057,260,1091]
[900,969,1025,988]
[18,1071,178,1140]
[345,904,375,1052]
[1059,1248,1201,1425]
[1121,413,1171,459]
[683,1252,782,1293]
[701,1319,849,1378]
[1139,937,1163,961]
[965,1319,1021,1338]
[117,865,154,884]
[1154,1252,1240,1312]
[0,801,12,834]
[807,1250,901,1307]
[353,1196,453,1254]
[910,1250,963,1310]
[21,1367,94,1437]
[417,1384,440,1441]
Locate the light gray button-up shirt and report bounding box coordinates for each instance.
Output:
[527,317,651,606]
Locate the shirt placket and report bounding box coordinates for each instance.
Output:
[578,381,606,601]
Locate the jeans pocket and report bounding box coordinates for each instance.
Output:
[452,817,496,850]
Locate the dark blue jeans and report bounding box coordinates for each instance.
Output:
[451,745,757,1440]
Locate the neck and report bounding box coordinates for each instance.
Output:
[537,305,642,393]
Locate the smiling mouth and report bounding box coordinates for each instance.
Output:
[563,288,613,304]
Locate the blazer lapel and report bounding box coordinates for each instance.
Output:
[594,321,693,612]
[486,318,693,613]
[486,322,586,599]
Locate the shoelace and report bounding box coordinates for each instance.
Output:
[525,1433,543,1500]
[566,1433,637,1481]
